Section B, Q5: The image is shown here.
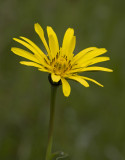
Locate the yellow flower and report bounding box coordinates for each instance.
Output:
[11,23,113,97]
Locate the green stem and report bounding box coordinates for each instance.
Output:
[45,85,57,160]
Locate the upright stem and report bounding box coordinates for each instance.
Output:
[45,85,57,160]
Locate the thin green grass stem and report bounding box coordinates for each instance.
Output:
[45,85,57,160]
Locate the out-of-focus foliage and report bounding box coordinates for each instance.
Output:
[0,0,125,160]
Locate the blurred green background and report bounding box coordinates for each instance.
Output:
[0,0,125,159]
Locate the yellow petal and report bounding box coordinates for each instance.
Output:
[89,57,110,66]
[47,26,59,59]
[70,36,76,52]
[68,75,89,87]
[72,57,110,69]
[20,61,50,73]
[82,76,104,87]
[34,23,50,56]
[38,68,51,73]
[76,48,107,65]
[72,47,97,64]
[20,36,49,62]
[13,38,48,66]
[61,78,71,97]
[11,47,39,63]
[51,73,61,82]
[67,36,76,59]
[62,28,74,57]
[20,61,43,68]
[13,38,37,55]
[80,66,113,72]
[67,66,113,74]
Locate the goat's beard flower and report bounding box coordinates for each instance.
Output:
[11,23,113,97]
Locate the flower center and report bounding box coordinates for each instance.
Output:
[50,55,71,75]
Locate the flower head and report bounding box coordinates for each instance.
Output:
[11,23,113,97]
